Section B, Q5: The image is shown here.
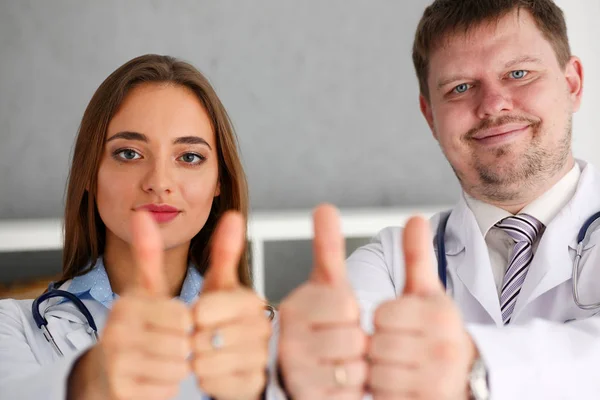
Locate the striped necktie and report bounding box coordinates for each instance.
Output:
[495,214,544,325]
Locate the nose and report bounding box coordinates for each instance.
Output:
[141,158,174,195]
[476,83,514,119]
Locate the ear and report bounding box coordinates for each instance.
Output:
[419,94,438,140]
[564,56,584,113]
[214,180,221,197]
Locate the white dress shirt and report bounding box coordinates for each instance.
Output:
[464,163,581,297]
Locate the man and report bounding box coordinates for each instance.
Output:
[277,1,600,399]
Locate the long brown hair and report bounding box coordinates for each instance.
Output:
[61,54,251,288]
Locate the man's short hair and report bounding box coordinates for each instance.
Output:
[413,0,571,100]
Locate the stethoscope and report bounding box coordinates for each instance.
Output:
[32,283,99,356]
[435,210,600,311]
[32,282,275,357]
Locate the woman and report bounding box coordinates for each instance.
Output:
[0,54,276,400]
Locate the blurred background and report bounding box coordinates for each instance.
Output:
[1,0,599,303]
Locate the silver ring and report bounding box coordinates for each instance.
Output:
[210,330,224,350]
[333,363,348,387]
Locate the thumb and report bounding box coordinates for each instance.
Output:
[402,215,443,297]
[130,211,168,297]
[310,204,347,286]
[202,211,245,292]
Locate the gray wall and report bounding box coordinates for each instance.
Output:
[0,1,459,301]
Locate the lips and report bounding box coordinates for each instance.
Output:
[472,123,531,140]
[136,204,181,223]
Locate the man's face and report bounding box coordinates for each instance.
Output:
[420,9,583,203]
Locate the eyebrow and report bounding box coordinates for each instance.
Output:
[437,75,470,91]
[436,56,543,91]
[106,131,212,150]
[503,55,542,69]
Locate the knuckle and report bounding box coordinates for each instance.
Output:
[339,298,360,321]
[193,301,212,326]
[373,300,397,326]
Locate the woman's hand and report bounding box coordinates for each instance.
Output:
[191,212,272,400]
[69,211,192,400]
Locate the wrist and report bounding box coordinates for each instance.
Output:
[467,344,490,400]
[67,346,104,400]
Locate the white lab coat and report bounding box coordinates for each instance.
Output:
[0,283,285,400]
[347,159,600,399]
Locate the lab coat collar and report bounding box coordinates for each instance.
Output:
[443,196,503,325]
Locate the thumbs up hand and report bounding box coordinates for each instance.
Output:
[191,211,272,400]
[277,204,368,400]
[368,216,477,400]
[69,211,193,400]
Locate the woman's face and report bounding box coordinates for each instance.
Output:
[96,83,220,252]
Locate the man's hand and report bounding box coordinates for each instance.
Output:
[278,204,368,400]
[369,216,478,400]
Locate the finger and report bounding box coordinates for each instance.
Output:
[369,363,421,394]
[110,297,193,333]
[402,216,442,297]
[193,288,265,327]
[193,317,271,354]
[199,370,266,400]
[192,344,269,378]
[291,388,364,400]
[373,297,430,333]
[321,392,364,400]
[130,211,167,297]
[311,204,347,286]
[373,296,456,335]
[308,326,367,361]
[114,354,190,384]
[137,330,191,361]
[283,359,367,393]
[110,379,180,400]
[203,211,245,292]
[368,331,427,366]
[279,284,360,326]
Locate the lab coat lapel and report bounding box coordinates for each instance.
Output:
[445,198,503,325]
[514,161,600,317]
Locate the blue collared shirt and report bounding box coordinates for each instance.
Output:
[63,257,203,308]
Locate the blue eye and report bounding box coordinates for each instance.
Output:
[115,149,141,160]
[453,83,470,94]
[179,153,205,164]
[510,70,528,79]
